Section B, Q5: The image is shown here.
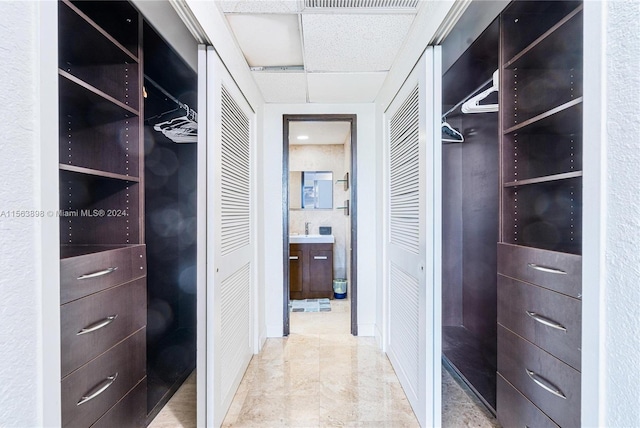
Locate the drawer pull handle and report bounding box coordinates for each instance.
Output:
[526,311,567,332]
[76,315,118,336]
[526,369,566,400]
[77,373,118,406]
[527,263,567,275]
[77,267,118,280]
[313,256,328,260]
[289,256,299,260]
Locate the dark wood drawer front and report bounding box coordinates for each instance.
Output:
[61,245,146,304]
[62,328,146,428]
[498,243,581,298]
[61,278,146,377]
[498,326,580,428]
[91,378,146,428]
[308,249,333,293]
[497,375,559,428]
[498,275,581,370]
[289,249,303,293]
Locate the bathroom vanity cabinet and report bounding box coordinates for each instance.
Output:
[289,243,334,300]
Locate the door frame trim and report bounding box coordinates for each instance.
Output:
[282,114,358,336]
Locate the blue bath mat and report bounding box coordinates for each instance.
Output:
[289,298,331,312]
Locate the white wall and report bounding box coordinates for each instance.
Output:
[263,104,378,337]
[602,1,640,425]
[0,2,59,426]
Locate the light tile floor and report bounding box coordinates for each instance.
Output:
[149,298,500,427]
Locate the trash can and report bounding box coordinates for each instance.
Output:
[333,279,347,299]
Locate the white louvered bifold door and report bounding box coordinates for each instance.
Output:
[206,48,255,427]
[384,47,442,427]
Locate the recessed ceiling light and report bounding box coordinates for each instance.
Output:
[297,135,309,140]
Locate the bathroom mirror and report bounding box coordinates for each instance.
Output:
[289,171,333,210]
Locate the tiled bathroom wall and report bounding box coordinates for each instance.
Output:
[290,144,350,279]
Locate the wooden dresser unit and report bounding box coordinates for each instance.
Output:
[58,1,146,426]
[497,2,583,426]
[289,243,334,300]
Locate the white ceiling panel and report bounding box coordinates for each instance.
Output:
[253,72,307,103]
[307,72,387,103]
[219,0,302,14]
[226,14,303,67]
[289,121,351,145]
[302,14,415,72]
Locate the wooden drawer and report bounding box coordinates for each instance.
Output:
[61,277,146,377]
[498,325,580,428]
[498,243,581,298]
[61,245,146,304]
[62,328,146,428]
[498,274,581,370]
[497,374,558,428]
[91,378,146,428]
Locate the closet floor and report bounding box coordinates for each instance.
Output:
[443,325,497,411]
[149,303,500,427]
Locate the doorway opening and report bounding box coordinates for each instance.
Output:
[282,114,358,336]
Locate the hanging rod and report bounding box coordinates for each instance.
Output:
[144,74,197,122]
[442,74,494,119]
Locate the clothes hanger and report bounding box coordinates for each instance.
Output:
[461,69,499,114]
[442,120,464,143]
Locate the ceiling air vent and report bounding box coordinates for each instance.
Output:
[305,0,419,9]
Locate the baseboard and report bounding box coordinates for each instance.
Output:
[374,324,384,350]
[357,323,375,336]
[266,324,283,337]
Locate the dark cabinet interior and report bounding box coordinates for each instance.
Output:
[143,20,197,423]
[441,17,500,411]
[58,1,197,425]
[289,243,334,300]
[442,2,583,425]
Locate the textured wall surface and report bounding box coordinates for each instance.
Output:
[0,2,41,426]
[604,1,640,426]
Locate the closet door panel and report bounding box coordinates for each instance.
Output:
[498,326,580,428]
[498,274,581,370]
[61,277,146,377]
[497,243,581,298]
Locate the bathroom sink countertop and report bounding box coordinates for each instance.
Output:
[289,234,335,244]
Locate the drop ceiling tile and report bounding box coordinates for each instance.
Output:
[219,0,302,14]
[226,14,303,67]
[307,72,387,103]
[302,14,415,72]
[289,121,351,145]
[253,72,307,103]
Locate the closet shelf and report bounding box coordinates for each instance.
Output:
[60,164,140,182]
[59,70,139,117]
[504,4,583,69]
[60,244,137,260]
[504,97,582,135]
[61,0,138,63]
[504,171,582,188]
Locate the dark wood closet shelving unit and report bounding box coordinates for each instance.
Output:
[58,0,147,426]
[497,2,583,427]
[59,3,198,424]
